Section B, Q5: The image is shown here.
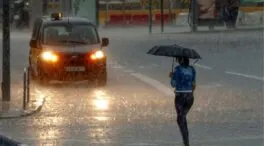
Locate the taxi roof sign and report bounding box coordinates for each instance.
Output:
[51,12,63,20]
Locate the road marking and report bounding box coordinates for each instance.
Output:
[194,63,213,70]
[130,72,174,97]
[110,62,174,97]
[110,64,124,69]
[108,61,126,69]
[151,64,159,67]
[138,64,161,69]
[124,70,135,73]
[198,83,223,88]
[225,71,264,81]
[112,62,219,96]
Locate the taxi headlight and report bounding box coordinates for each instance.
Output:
[41,51,58,62]
[90,50,104,60]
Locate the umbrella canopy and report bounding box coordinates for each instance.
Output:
[241,0,264,2]
[147,44,201,59]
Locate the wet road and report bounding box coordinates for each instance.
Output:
[0,29,263,146]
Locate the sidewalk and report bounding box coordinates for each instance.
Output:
[99,10,263,35]
[98,24,263,38]
[0,83,45,119]
[0,84,22,115]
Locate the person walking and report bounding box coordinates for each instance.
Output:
[221,0,240,28]
[227,0,240,28]
[169,56,196,146]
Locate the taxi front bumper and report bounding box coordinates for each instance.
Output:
[38,57,106,80]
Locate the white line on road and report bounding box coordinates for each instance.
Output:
[194,63,213,70]
[198,83,223,88]
[130,72,174,97]
[225,71,264,81]
[109,64,125,69]
[111,62,219,97]
[123,69,135,73]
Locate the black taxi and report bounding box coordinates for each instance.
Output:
[29,13,109,86]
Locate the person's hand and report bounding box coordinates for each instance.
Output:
[169,72,173,78]
[192,83,196,91]
[174,88,177,96]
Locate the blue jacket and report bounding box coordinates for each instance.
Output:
[170,65,196,93]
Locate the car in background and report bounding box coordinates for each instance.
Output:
[29,12,109,86]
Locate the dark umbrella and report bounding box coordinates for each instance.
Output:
[147,44,201,59]
[147,44,201,71]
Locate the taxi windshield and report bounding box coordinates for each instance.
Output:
[43,24,99,45]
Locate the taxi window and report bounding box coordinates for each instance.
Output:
[42,24,99,45]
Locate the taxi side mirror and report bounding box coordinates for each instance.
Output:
[101,37,109,47]
[30,39,37,48]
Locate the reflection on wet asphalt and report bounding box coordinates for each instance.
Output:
[0,66,262,146]
[0,30,263,146]
[1,67,178,145]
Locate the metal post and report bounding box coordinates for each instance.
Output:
[69,0,72,15]
[148,0,152,34]
[96,0,100,27]
[2,0,11,102]
[160,0,164,33]
[23,68,27,109]
[168,0,173,24]
[26,67,30,103]
[105,2,108,27]
[191,0,197,32]
[43,0,48,15]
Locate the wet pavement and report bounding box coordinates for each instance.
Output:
[0,29,263,145]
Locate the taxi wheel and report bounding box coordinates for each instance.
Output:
[96,71,107,86]
[36,67,50,85]
[38,75,49,85]
[29,65,36,81]
[30,71,36,81]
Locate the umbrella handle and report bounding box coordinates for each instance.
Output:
[192,59,199,65]
[172,57,175,72]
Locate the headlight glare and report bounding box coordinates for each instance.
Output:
[41,51,58,62]
[91,51,104,60]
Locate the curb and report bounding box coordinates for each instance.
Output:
[0,135,25,146]
[149,26,264,35]
[179,27,264,34]
[0,97,45,119]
